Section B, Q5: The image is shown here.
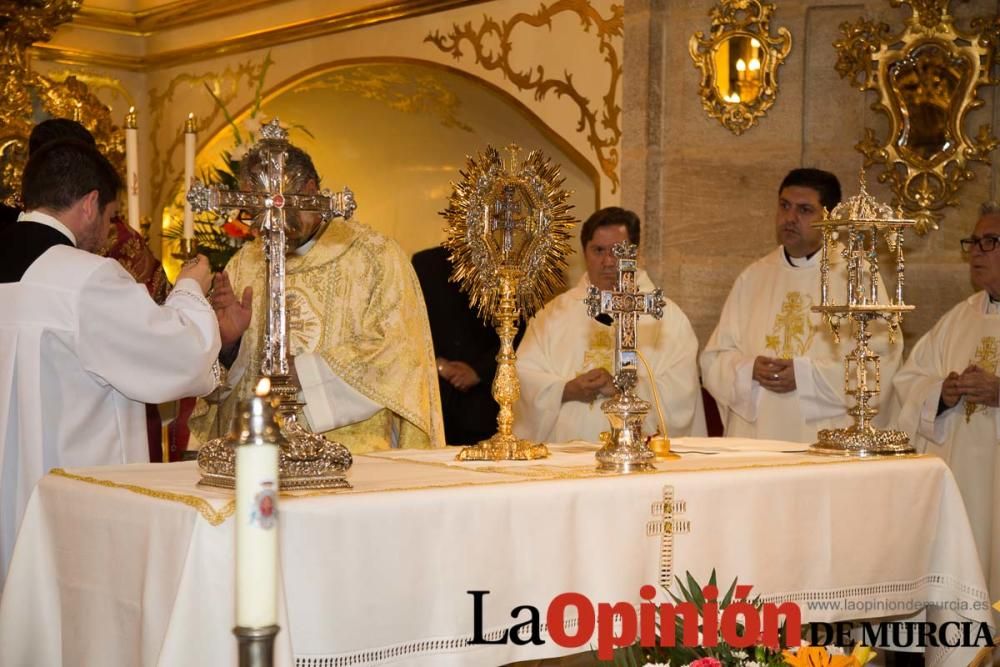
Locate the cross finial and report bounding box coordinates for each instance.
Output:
[584,241,666,388]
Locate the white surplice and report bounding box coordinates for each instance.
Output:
[514,272,706,444]
[892,290,1000,601]
[700,246,903,442]
[0,234,220,587]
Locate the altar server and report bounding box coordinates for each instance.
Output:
[0,140,220,586]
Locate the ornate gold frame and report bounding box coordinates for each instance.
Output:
[0,1,123,204]
[688,0,791,135]
[834,0,1000,234]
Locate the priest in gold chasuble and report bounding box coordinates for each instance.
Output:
[190,146,444,453]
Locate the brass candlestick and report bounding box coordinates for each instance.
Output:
[442,144,576,461]
[172,237,198,261]
[810,171,915,457]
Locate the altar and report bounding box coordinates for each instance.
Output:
[0,439,992,667]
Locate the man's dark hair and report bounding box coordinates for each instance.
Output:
[28,118,96,156]
[581,207,641,250]
[239,143,320,192]
[779,168,842,212]
[22,140,121,212]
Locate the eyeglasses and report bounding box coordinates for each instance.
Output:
[960,236,1000,253]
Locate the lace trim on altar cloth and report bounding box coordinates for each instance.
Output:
[295,618,583,667]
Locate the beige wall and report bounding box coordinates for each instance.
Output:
[625,0,1000,351]
[34,0,623,277]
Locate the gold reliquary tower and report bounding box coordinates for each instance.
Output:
[810,171,916,457]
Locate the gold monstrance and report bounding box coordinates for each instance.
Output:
[442,145,575,461]
[810,172,916,457]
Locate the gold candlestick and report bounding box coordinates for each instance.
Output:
[442,144,576,461]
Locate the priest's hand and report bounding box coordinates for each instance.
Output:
[753,356,796,393]
[940,371,963,408]
[177,254,213,294]
[211,271,253,348]
[438,360,481,392]
[956,365,1000,407]
[562,368,614,403]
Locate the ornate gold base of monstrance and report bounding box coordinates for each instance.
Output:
[456,278,549,461]
[442,145,575,462]
[808,172,916,458]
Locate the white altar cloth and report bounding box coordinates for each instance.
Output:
[0,439,991,667]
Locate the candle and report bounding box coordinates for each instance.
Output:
[183,113,196,239]
[125,107,140,232]
[235,378,280,628]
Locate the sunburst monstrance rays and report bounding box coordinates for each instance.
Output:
[441,144,576,321]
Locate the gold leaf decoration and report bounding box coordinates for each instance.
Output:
[441,144,575,322]
[425,1,622,193]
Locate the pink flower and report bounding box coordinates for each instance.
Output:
[688,659,722,667]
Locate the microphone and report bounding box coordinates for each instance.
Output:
[594,313,613,327]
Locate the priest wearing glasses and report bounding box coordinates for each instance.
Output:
[894,201,1000,604]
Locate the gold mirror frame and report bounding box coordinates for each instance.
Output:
[689,0,792,135]
[834,0,1000,234]
[0,0,124,204]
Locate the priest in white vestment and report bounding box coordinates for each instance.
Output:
[893,203,1000,601]
[515,208,706,444]
[701,169,902,442]
[0,141,220,586]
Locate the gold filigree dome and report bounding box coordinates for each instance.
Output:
[827,171,916,226]
[441,144,576,321]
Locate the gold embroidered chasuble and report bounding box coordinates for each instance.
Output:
[191,220,445,453]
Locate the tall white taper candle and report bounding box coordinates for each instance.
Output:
[235,378,280,628]
[124,107,140,232]
[183,113,196,239]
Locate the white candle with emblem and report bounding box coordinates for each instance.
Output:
[183,113,196,239]
[235,377,281,628]
[124,107,140,232]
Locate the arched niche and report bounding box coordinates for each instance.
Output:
[166,58,600,287]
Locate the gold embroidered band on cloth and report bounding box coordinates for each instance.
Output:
[49,468,236,526]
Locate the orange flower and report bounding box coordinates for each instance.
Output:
[782,646,859,667]
[221,220,251,239]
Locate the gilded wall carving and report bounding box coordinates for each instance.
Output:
[45,70,135,109]
[289,65,473,131]
[147,55,272,212]
[425,0,623,193]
